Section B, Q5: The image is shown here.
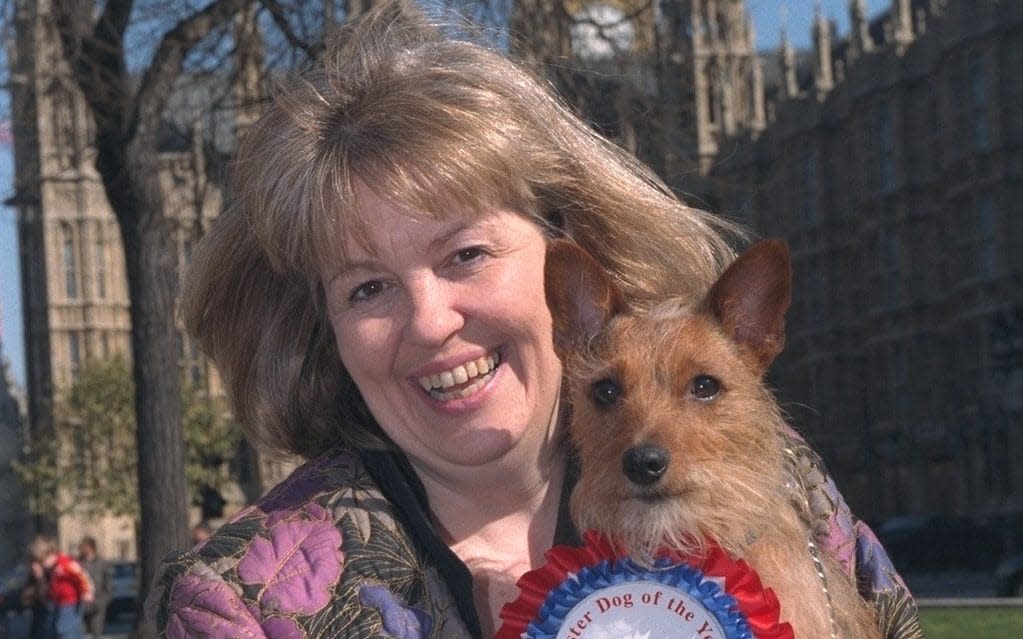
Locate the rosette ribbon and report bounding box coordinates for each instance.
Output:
[495,531,793,639]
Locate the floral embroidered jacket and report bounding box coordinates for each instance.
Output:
[148,437,924,639]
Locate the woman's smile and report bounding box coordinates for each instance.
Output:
[416,350,501,401]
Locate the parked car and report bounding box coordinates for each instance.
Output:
[995,553,1023,597]
[106,561,138,621]
[0,564,28,614]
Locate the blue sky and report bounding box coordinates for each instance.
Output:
[1,134,22,389]
[0,1,875,390]
[748,1,857,50]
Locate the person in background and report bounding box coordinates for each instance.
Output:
[149,2,922,638]
[190,521,213,546]
[28,535,93,639]
[23,553,51,639]
[76,537,110,639]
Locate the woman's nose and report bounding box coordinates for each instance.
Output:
[403,277,464,345]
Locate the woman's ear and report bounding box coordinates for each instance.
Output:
[544,240,625,358]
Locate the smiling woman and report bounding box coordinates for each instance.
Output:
[149,2,920,638]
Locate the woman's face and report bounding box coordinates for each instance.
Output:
[322,183,563,476]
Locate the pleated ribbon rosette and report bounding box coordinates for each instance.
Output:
[495,531,793,639]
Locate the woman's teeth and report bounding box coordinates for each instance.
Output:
[418,353,500,400]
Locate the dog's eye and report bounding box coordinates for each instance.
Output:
[691,375,720,400]
[592,378,620,406]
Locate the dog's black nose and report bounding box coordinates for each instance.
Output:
[622,445,670,485]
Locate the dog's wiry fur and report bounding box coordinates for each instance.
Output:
[545,239,880,639]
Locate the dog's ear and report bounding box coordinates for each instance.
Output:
[544,240,626,358]
[704,239,792,374]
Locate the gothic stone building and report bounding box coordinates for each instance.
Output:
[712,0,1023,525]
[5,0,282,559]
[559,0,766,193]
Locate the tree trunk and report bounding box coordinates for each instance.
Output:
[125,222,187,637]
[509,0,573,88]
[48,3,257,632]
[95,132,187,636]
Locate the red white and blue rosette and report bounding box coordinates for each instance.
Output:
[495,531,793,639]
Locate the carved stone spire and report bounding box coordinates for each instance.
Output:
[781,29,798,99]
[751,54,766,129]
[893,0,915,53]
[813,3,834,96]
[848,0,873,62]
[233,3,265,144]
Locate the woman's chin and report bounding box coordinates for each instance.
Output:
[423,427,527,470]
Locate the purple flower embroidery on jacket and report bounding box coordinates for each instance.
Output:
[359,583,433,639]
[855,520,907,592]
[165,571,268,639]
[820,477,859,573]
[261,616,305,639]
[261,453,358,513]
[238,502,344,616]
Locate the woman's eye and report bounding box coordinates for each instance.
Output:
[349,280,386,303]
[453,246,486,264]
[690,375,720,400]
[592,378,620,407]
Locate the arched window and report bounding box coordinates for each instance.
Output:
[68,331,81,379]
[968,51,990,151]
[876,101,895,193]
[62,224,78,299]
[47,80,80,169]
[95,232,107,299]
[976,193,997,277]
[802,144,818,224]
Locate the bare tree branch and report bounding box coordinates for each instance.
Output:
[260,0,322,61]
[134,0,250,142]
[51,0,129,135]
[96,0,134,42]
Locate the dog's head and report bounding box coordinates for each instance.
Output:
[545,239,793,558]
[545,238,792,376]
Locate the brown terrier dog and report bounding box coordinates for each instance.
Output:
[545,239,880,639]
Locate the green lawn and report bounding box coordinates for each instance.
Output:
[918,607,1023,637]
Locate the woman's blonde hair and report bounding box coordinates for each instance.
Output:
[180,0,741,458]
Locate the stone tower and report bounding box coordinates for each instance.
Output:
[8,0,139,552]
[683,0,765,171]
[5,0,272,557]
[565,0,764,178]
